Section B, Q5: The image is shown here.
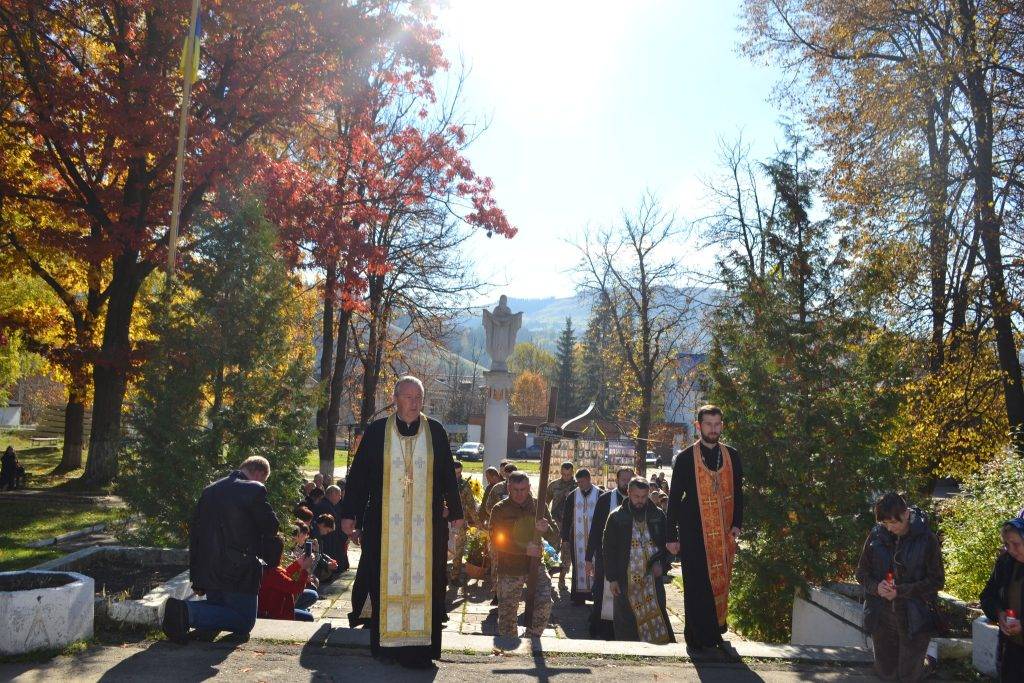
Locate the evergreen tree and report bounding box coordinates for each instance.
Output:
[121,197,314,545]
[554,318,578,415]
[707,141,905,642]
[579,295,619,418]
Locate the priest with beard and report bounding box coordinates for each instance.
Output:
[340,376,463,670]
[602,477,674,644]
[666,404,743,652]
[559,468,602,605]
[585,466,634,638]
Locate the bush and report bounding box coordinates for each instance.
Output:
[939,449,1024,602]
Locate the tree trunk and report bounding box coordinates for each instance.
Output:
[322,308,351,479]
[925,97,950,373]
[316,264,337,479]
[358,277,386,427]
[55,384,86,473]
[84,258,143,485]
[956,0,1024,447]
[636,388,652,478]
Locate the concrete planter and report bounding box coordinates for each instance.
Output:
[0,571,94,655]
[34,545,194,627]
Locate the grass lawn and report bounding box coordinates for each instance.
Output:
[0,503,129,571]
[303,449,349,472]
[0,432,127,571]
[458,459,542,474]
[0,429,104,490]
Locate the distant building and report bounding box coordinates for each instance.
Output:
[664,352,707,451]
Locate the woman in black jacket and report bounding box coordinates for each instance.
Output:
[980,518,1024,682]
[855,493,944,683]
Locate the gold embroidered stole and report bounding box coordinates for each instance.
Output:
[571,487,595,592]
[693,441,735,628]
[379,413,434,646]
[626,516,672,644]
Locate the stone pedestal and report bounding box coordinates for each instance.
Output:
[483,370,512,469]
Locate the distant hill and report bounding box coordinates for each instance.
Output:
[448,287,722,356]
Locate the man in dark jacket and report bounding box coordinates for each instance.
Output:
[585,466,633,638]
[855,493,944,682]
[162,456,280,644]
[602,477,674,644]
[315,484,349,573]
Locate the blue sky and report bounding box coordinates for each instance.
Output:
[435,0,787,302]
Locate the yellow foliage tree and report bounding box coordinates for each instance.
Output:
[885,337,1011,483]
[511,370,548,417]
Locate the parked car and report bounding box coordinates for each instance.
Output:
[645,451,664,468]
[513,443,544,460]
[456,441,485,461]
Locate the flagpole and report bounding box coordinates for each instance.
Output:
[166,0,202,287]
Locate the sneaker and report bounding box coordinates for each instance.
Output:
[161,597,190,645]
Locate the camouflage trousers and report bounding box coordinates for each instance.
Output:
[496,570,553,637]
[448,526,467,581]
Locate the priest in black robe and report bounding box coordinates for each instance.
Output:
[340,376,463,669]
[559,468,601,604]
[585,466,634,638]
[666,405,743,651]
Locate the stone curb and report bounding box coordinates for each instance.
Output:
[25,514,142,548]
[25,522,110,548]
[246,619,876,664]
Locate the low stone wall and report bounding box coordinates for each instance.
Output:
[791,584,972,662]
[0,570,94,655]
[34,545,194,627]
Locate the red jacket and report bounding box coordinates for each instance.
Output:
[257,561,308,620]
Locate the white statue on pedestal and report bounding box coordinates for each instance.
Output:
[482,295,522,372]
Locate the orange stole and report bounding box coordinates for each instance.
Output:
[693,442,735,627]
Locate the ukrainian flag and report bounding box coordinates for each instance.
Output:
[179,10,202,83]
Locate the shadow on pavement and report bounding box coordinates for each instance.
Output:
[490,640,595,682]
[94,635,245,681]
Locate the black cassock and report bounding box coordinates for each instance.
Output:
[339,414,463,663]
[585,487,626,638]
[666,442,743,648]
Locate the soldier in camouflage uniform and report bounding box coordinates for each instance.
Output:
[490,472,561,637]
[483,463,517,597]
[545,462,577,587]
[448,461,480,584]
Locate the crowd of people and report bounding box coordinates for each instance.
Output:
[157,376,1024,681]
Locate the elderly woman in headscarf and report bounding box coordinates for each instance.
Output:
[980,515,1024,682]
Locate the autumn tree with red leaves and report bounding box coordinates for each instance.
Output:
[259,47,516,478]
[0,1,446,484]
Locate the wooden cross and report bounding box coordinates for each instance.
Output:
[514,395,594,629]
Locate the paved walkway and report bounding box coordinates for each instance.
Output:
[0,642,886,682]
[311,542,719,645]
